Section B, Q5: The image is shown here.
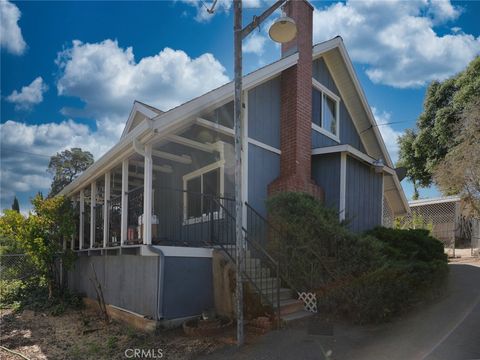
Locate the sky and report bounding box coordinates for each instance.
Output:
[1,0,479,213]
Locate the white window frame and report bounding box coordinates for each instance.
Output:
[312,78,341,143]
[182,160,225,225]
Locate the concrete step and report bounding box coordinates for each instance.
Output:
[278,298,305,316]
[251,278,279,293]
[265,287,294,301]
[244,258,261,268]
[281,310,314,323]
[244,267,270,279]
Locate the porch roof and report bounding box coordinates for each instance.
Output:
[60,36,408,215]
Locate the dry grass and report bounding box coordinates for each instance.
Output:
[0,307,229,360]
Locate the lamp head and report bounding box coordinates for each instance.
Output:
[268,15,297,43]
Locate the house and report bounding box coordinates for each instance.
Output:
[61,0,408,325]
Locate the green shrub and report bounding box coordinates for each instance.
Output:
[0,277,83,314]
[0,279,24,309]
[266,192,449,324]
[266,192,350,290]
[366,227,447,263]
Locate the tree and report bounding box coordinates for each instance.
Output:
[48,148,94,196]
[22,195,76,298]
[11,196,20,213]
[397,57,480,194]
[0,210,26,255]
[434,101,480,215]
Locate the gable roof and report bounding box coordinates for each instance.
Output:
[60,37,409,215]
[314,39,409,215]
[120,100,163,139]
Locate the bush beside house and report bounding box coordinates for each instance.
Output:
[267,192,449,324]
[0,196,82,313]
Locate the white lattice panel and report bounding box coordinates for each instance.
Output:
[382,197,394,228]
[298,292,317,313]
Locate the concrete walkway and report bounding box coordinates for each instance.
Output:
[197,263,480,360]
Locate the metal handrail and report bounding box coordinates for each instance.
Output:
[210,196,281,322]
[245,202,300,294]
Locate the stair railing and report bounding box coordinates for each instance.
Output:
[244,203,301,295]
[208,196,281,321]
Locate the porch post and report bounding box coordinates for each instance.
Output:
[103,172,111,248]
[90,181,96,248]
[143,144,153,245]
[79,189,84,249]
[121,159,129,245]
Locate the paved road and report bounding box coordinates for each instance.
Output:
[197,263,480,360]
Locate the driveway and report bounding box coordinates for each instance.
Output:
[197,262,480,360]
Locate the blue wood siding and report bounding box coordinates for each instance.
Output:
[312,153,341,212]
[312,131,338,148]
[345,156,382,232]
[247,143,280,217]
[69,255,159,319]
[313,58,339,95]
[311,58,365,152]
[339,102,365,152]
[68,254,214,321]
[162,257,213,320]
[248,77,281,149]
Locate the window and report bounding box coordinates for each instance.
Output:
[312,82,340,140]
[184,165,222,220]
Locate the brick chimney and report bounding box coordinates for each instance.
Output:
[268,0,323,200]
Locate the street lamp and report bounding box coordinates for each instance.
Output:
[269,13,297,43]
[232,0,296,346]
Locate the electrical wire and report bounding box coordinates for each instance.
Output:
[359,120,410,135]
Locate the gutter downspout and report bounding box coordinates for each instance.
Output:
[147,245,165,321]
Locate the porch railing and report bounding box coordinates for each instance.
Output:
[152,187,233,247]
[151,187,281,318]
[93,204,104,248]
[108,195,121,247]
[126,186,144,244]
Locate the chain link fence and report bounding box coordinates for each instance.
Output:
[0,254,36,282]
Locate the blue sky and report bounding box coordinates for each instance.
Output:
[1,0,479,212]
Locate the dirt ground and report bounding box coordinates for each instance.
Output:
[0,307,232,360]
[447,248,480,266]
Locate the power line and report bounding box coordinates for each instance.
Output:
[359,120,410,135]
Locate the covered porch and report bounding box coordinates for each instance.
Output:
[68,101,240,252]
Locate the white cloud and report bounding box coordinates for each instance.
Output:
[312,0,480,88]
[371,107,402,163]
[6,77,48,110]
[0,0,27,55]
[180,0,264,22]
[1,40,229,210]
[427,0,461,24]
[244,32,267,55]
[0,119,117,209]
[56,39,229,118]
[180,0,231,22]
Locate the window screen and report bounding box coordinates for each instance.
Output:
[312,88,322,127]
[185,167,221,218]
[186,176,201,218]
[324,94,337,135]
